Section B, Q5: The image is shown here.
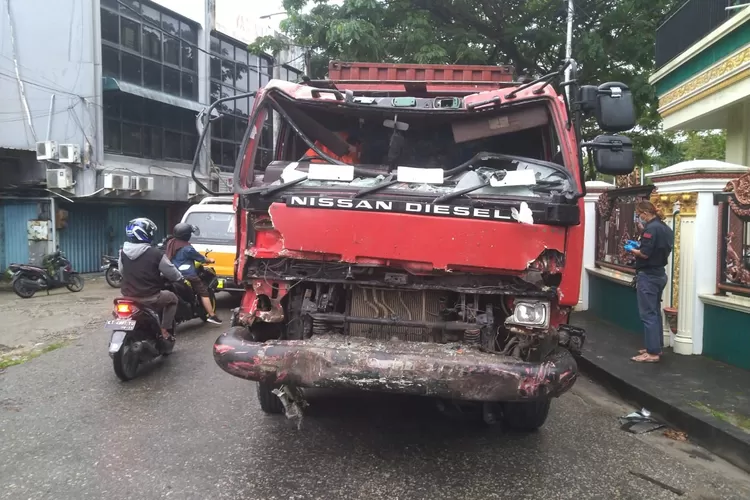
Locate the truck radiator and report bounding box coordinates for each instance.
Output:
[348,286,443,342]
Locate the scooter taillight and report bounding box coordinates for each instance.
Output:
[115,302,136,318]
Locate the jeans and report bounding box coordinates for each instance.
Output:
[138,290,178,330]
[636,270,668,355]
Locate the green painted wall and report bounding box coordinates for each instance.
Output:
[655,25,750,95]
[703,304,750,371]
[588,274,641,334]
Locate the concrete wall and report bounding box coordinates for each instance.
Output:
[0,0,97,153]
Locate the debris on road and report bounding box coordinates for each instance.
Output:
[664,429,689,441]
[618,408,665,434]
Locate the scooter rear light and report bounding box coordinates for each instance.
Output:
[115,303,136,318]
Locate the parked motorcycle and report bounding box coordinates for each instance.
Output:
[7,249,84,299]
[101,254,122,288]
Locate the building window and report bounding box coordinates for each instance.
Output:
[100,1,199,101]
[103,92,198,163]
[208,33,303,172]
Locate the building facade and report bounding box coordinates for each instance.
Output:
[0,0,303,272]
[619,0,750,369]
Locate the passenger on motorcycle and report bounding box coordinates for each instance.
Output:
[118,218,182,339]
[166,223,222,325]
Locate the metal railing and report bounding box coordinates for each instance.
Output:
[595,186,655,274]
[655,0,734,69]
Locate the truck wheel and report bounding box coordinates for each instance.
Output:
[256,382,284,414]
[503,399,551,431]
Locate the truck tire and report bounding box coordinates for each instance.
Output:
[503,399,551,432]
[256,382,284,414]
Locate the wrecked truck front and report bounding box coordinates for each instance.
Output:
[219,78,586,402]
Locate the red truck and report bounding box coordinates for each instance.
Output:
[193,60,636,430]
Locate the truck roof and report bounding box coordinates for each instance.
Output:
[321,61,517,95]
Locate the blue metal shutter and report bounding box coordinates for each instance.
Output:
[58,204,108,273]
[2,202,41,269]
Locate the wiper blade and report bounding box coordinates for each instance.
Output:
[433,172,507,204]
[353,174,397,199]
[243,176,309,197]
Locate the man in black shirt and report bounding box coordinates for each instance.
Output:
[628,201,674,363]
[119,218,183,340]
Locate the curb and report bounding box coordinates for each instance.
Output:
[576,353,750,474]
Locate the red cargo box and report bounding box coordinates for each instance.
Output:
[327,61,516,93]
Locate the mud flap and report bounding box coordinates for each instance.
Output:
[109,331,127,354]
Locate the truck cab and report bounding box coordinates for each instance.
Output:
[202,61,636,429]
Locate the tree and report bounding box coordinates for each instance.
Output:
[253,0,686,175]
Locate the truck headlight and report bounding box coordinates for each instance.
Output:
[507,300,549,328]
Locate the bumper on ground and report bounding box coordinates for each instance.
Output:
[213,328,578,402]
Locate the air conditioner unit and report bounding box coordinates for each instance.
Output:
[103,173,130,190]
[46,167,73,189]
[36,141,58,160]
[188,181,199,196]
[131,176,154,191]
[58,144,81,163]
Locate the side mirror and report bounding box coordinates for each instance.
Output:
[191,225,201,236]
[578,82,636,133]
[583,135,635,176]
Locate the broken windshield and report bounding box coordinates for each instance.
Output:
[245,94,578,200]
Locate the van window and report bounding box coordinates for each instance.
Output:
[184,212,235,244]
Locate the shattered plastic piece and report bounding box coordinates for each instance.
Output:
[619,408,664,434]
[511,202,534,225]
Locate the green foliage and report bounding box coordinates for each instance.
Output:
[254,0,713,171]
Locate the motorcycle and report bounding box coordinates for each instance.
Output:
[105,250,220,381]
[106,297,175,381]
[7,249,84,299]
[101,254,122,288]
[171,249,220,322]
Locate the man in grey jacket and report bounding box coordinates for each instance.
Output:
[118,218,183,339]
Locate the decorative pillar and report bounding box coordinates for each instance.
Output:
[577,181,614,311]
[648,160,750,355]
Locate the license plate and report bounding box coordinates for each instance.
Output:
[216,279,224,289]
[105,319,136,331]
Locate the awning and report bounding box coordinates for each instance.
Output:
[102,77,207,113]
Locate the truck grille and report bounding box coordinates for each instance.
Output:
[349,286,443,342]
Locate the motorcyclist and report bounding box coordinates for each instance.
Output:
[118,218,182,339]
[165,223,222,325]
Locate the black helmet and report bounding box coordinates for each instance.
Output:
[173,222,196,241]
[126,218,157,244]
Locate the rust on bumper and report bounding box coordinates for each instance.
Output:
[213,328,578,402]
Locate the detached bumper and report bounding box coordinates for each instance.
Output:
[213,329,578,402]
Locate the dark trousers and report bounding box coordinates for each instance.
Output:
[138,290,178,330]
[636,270,668,355]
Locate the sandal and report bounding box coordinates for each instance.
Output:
[638,349,663,355]
[631,353,660,363]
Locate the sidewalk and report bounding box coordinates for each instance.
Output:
[0,276,118,352]
[572,311,750,473]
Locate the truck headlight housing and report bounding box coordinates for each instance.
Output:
[507,300,549,328]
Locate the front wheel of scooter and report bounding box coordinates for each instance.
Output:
[112,337,139,381]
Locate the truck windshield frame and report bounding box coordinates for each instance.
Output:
[236,89,581,202]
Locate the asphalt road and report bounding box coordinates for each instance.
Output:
[1,292,750,499]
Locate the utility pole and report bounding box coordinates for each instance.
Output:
[564,0,574,100]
